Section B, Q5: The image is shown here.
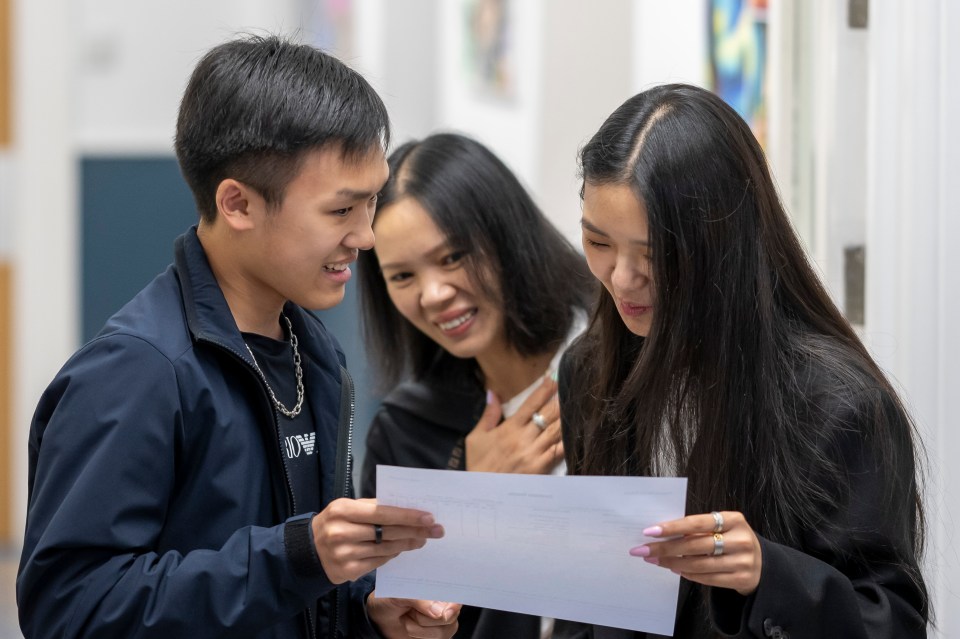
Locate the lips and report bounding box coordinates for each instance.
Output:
[435,309,477,331]
[618,299,652,317]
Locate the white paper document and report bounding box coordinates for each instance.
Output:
[374,466,687,635]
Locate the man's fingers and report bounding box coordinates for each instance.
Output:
[372,523,445,544]
[318,520,443,549]
[328,498,438,527]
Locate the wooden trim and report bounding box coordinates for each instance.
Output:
[0,263,11,542]
[0,0,10,147]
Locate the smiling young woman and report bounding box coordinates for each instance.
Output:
[358,133,594,639]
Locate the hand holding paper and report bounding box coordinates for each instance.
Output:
[373,466,687,635]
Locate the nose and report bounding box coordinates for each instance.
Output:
[420,273,456,308]
[610,255,649,294]
[346,209,376,251]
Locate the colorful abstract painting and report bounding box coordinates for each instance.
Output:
[708,0,768,147]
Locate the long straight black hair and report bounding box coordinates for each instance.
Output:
[570,84,926,613]
[359,133,594,390]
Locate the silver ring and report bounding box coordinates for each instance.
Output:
[374,524,383,545]
[532,412,547,429]
[711,511,724,533]
[712,533,724,556]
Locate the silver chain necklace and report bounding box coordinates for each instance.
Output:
[245,314,304,419]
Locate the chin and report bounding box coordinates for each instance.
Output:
[301,289,346,312]
[441,343,481,360]
[623,317,652,337]
[437,334,488,360]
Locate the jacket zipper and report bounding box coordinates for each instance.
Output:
[330,365,356,639]
[339,367,356,499]
[206,339,307,636]
[243,352,310,636]
[204,338,353,639]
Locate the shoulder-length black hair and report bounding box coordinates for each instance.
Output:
[570,84,926,612]
[359,132,594,389]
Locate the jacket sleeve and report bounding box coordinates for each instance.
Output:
[709,389,927,639]
[17,335,338,639]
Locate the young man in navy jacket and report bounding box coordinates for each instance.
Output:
[17,35,460,639]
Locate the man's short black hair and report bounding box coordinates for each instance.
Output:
[175,34,390,222]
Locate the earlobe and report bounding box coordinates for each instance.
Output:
[215,179,257,231]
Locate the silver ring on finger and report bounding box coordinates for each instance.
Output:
[532,412,547,430]
[711,511,724,533]
[374,524,383,545]
[712,532,724,556]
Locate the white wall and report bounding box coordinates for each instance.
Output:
[12,0,78,548]
[352,0,439,147]
[865,3,960,635]
[75,0,300,155]
[807,0,869,310]
[632,0,707,90]
[0,153,13,256]
[539,0,633,246]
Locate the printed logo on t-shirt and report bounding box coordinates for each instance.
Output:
[285,433,316,458]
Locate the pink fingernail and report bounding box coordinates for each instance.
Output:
[629,545,651,557]
[642,526,663,537]
[429,602,444,617]
[486,390,495,404]
[420,514,435,525]
[430,524,445,538]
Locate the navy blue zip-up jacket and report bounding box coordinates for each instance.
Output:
[17,227,378,639]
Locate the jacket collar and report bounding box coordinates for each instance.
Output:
[174,226,251,358]
[173,226,344,374]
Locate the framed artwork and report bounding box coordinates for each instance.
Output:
[462,0,515,102]
[708,0,768,147]
[306,0,354,57]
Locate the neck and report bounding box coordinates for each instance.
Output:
[476,345,556,403]
[197,221,285,338]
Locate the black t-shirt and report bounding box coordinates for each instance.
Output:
[243,331,321,516]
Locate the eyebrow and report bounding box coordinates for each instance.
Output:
[336,177,390,200]
[580,218,650,246]
[336,187,380,199]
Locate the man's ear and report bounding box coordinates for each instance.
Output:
[215,179,260,231]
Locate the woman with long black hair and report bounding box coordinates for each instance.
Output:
[561,84,928,638]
